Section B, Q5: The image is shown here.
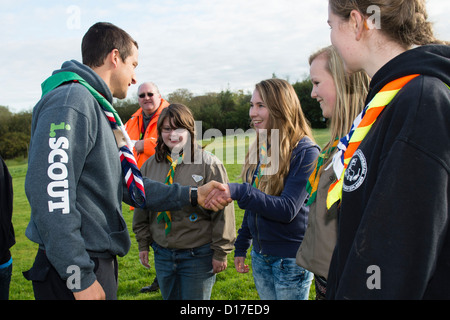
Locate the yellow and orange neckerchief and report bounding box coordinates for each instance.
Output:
[326,74,420,209]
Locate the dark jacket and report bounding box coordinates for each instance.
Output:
[232,136,320,258]
[0,155,14,265]
[326,45,450,299]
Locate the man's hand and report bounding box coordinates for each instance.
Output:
[204,183,232,210]
[134,140,145,154]
[198,181,232,211]
[139,250,150,269]
[73,280,106,300]
[212,259,227,274]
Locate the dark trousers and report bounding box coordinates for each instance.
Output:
[23,249,118,300]
[0,263,12,300]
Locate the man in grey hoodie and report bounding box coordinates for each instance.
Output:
[23,22,228,300]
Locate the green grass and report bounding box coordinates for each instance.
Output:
[311,128,331,148]
[6,128,329,300]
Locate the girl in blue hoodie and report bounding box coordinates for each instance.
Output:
[206,78,320,300]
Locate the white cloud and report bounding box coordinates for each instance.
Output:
[132,0,330,98]
[1,0,448,112]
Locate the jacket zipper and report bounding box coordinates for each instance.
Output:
[250,164,263,254]
[255,212,262,254]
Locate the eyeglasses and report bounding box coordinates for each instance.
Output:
[139,92,155,98]
[161,127,188,134]
[161,127,178,133]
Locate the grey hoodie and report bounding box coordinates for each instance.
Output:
[25,60,190,291]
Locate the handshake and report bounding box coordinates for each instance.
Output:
[198,181,233,211]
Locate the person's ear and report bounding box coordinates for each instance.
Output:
[350,9,366,41]
[106,49,120,68]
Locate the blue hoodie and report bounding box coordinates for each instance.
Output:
[231,136,319,258]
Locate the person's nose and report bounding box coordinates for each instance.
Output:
[311,86,317,99]
[249,106,257,118]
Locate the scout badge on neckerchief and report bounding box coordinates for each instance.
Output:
[41,71,147,208]
[326,74,420,210]
[305,137,339,206]
[157,154,183,235]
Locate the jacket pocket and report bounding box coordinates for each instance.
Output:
[108,213,131,257]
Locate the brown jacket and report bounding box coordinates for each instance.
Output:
[296,167,338,278]
[133,148,236,262]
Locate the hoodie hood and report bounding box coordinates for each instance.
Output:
[53,60,113,104]
[368,44,450,103]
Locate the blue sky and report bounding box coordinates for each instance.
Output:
[1,0,449,113]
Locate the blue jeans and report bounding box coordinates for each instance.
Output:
[251,250,313,300]
[152,242,216,300]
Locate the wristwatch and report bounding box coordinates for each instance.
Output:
[190,186,198,206]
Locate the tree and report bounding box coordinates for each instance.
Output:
[113,98,139,123]
[0,106,13,137]
[0,107,33,159]
[0,132,29,159]
[167,88,193,106]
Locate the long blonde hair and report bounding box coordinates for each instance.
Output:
[241,78,315,196]
[309,46,370,169]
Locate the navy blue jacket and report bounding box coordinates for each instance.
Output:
[231,136,319,258]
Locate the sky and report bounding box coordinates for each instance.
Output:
[1,0,449,113]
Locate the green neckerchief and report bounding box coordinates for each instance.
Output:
[41,71,124,126]
[157,153,184,235]
[306,138,339,206]
[40,71,146,208]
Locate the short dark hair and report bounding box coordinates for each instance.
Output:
[81,22,138,68]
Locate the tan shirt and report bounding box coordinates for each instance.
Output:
[296,166,338,278]
[133,148,236,262]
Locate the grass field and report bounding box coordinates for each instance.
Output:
[6,128,329,300]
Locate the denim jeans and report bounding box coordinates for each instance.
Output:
[251,250,313,300]
[152,242,216,300]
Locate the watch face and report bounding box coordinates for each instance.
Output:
[191,186,198,206]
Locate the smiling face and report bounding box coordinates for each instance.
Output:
[138,83,162,116]
[110,44,138,99]
[249,88,270,132]
[310,54,337,119]
[161,117,189,153]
